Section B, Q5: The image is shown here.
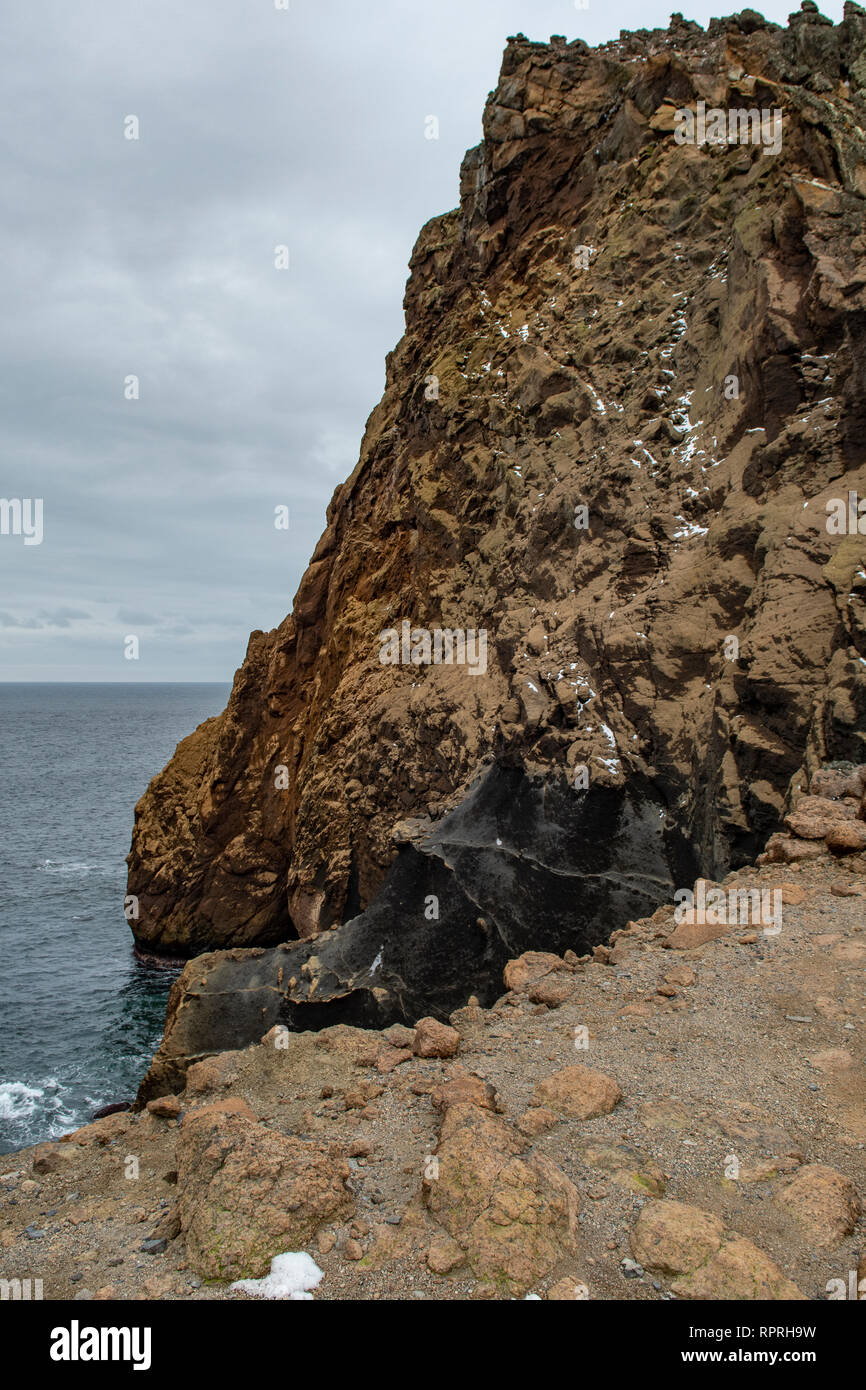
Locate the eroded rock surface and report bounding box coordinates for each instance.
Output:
[128,7,866,966]
[3,851,864,1301]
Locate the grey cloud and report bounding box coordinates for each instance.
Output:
[0,0,788,680]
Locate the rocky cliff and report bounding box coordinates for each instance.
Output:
[128,8,866,1067]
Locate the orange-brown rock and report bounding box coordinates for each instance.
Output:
[412,1017,460,1059]
[774,1164,862,1246]
[630,1200,805,1300]
[531,1065,622,1120]
[503,952,564,993]
[431,1072,499,1114]
[176,1111,352,1281]
[127,14,866,979]
[423,1102,579,1296]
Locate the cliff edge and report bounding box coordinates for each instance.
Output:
[127,9,866,1033]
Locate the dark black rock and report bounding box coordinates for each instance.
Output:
[91,1101,132,1120]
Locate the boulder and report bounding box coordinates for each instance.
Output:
[413,1017,460,1058]
[423,1102,579,1296]
[774,1164,861,1246]
[531,1065,622,1119]
[631,1201,805,1300]
[176,1111,352,1280]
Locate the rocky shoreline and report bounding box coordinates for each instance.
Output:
[5,5,866,1303]
[2,765,864,1300]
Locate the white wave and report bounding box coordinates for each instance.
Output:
[0,1081,45,1120]
[36,859,117,877]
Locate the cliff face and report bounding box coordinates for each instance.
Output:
[129,7,866,983]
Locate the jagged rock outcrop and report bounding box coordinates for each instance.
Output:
[128,10,866,1050]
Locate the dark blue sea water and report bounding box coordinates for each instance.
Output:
[0,683,230,1155]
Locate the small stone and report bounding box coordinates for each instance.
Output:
[431,1072,498,1113]
[427,1235,465,1274]
[503,951,563,991]
[780,883,807,905]
[376,1047,413,1073]
[532,1065,622,1120]
[343,1238,364,1261]
[140,1238,167,1255]
[413,1017,460,1059]
[664,965,696,988]
[528,975,575,1007]
[547,1277,589,1300]
[826,822,866,854]
[518,1106,559,1137]
[384,1024,416,1049]
[146,1095,182,1119]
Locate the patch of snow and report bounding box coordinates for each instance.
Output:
[230,1253,324,1301]
[596,756,621,774]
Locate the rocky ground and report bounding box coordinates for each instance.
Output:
[4,768,864,1301]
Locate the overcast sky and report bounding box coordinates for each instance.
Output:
[0,0,838,681]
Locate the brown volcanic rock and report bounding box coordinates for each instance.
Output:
[531,1064,622,1119]
[774,1163,862,1246]
[176,1110,352,1281]
[630,1200,805,1300]
[422,1101,580,1296]
[127,6,866,1056]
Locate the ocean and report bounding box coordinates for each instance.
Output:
[0,683,230,1155]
